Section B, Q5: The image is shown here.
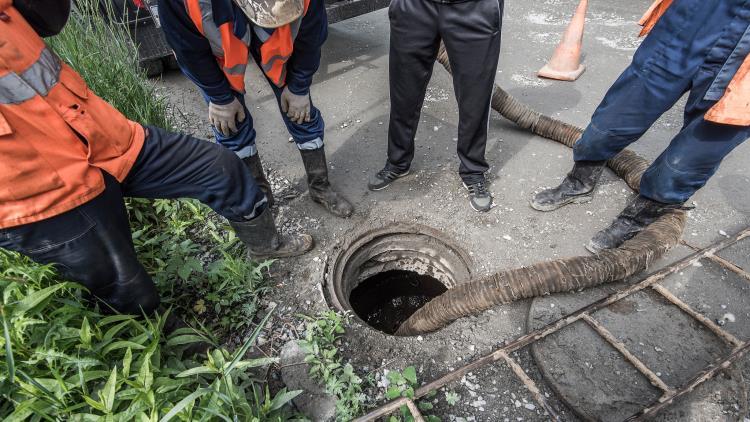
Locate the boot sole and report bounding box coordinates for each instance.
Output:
[368,170,411,191]
[530,194,593,212]
[585,240,603,254]
[311,199,354,218]
[469,201,492,213]
[249,235,315,259]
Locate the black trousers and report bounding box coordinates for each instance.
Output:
[386,0,503,184]
[0,127,265,315]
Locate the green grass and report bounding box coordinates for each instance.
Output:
[299,311,367,421]
[1,0,292,419]
[0,251,298,421]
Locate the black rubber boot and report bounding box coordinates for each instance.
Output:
[299,147,354,218]
[242,154,274,208]
[587,195,684,254]
[162,309,211,357]
[230,206,314,259]
[530,160,606,212]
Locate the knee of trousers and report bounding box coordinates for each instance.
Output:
[573,123,632,162]
[639,161,712,204]
[206,147,267,221]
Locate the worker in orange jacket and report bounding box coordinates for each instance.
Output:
[531,0,750,253]
[0,0,313,316]
[157,0,354,218]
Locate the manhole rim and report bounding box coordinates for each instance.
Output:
[324,223,474,331]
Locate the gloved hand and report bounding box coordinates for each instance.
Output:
[280,86,311,125]
[208,98,246,137]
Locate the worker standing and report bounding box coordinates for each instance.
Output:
[368,0,504,212]
[531,0,750,252]
[0,0,313,316]
[158,0,353,218]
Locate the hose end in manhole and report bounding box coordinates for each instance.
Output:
[325,224,473,336]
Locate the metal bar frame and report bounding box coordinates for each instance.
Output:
[355,227,750,422]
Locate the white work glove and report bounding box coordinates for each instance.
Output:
[280,86,311,125]
[208,98,246,137]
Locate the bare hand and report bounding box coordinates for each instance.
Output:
[280,87,311,125]
[208,98,246,137]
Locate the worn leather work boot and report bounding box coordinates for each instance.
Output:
[242,154,275,208]
[587,195,684,254]
[230,206,314,259]
[530,160,606,212]
[299,147,354,218]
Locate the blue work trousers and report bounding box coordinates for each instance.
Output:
[573,0,750,204]
[0,127,265,315]
[201,52,325,159]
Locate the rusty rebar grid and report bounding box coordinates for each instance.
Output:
[498,350,562,421]
[680,239,750,283]
[356,227,749,422]
[404,399,425,422]
[581,314,674,395]
[650,284,743,348]
[627,340,750,421]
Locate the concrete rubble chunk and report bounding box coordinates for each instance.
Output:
[280,340,337,422]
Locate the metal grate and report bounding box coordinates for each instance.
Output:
[355,227,750,422]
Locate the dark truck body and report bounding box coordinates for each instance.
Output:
[105,0,390,76]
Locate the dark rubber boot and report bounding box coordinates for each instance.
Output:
[299,147,354,218]
[242,154,274,208]
[230,206,314,259]
[530,161,606,212]
[587,195,684,254]
[162,310,211,357]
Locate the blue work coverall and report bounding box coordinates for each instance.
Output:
[573,0,750,204]
[158,0,328,158]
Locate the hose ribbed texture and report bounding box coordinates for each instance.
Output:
[395,45,686,336]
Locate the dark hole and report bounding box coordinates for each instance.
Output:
[349,270,447,335]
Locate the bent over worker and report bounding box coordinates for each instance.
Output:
[531,0,750,253]
[0,0,313,316]
[158,0,353,218]
[368,0,505,213]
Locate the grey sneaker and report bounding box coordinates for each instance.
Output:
[464,180,493,212]
[368,167,410,191]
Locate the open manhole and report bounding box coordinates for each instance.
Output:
[325,224,473,335]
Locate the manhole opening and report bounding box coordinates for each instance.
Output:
[326,224,473,336]
[349,270,448,335]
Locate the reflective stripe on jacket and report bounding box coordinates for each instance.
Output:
[0,0,145,229]
[184,0,310,92]
[640,0,750,126]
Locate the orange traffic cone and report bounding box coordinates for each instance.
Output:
[538,0,588,81]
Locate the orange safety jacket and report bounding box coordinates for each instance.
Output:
[184,0,311,93]
[0,0,145,229]
[640,0,750,126]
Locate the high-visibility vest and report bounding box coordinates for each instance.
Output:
[0,0,145,229]
[639,0,749,126]
[184,0,310,93]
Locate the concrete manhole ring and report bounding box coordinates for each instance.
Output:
[324,223,473,335]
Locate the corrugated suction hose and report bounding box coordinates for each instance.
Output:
[395,45,686,336]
